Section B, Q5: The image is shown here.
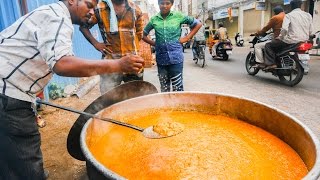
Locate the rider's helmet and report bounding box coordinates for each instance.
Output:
[218,22,224,28]
[273,5,284,15]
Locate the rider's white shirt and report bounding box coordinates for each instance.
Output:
[194,25,205,41]
[279,8,313,44]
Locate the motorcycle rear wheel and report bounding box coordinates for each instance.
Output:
[278,58,304,87]
[245,52,259,75]
[198,46,206,68]
[222,54,229,60]
[200,57,205,68]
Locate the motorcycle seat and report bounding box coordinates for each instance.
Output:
[197,40,206,45]
[276,43,300,56]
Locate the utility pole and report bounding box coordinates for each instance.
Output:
[196,2,206,23]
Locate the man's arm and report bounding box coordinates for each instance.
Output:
[180,21,202,44]
[308,14,313,36]
[279,15,290,38]
[134,5,144,41]
[256,17,275,36]
[79,26,111,55]
[142,20,155,46]
[53,55,144,77]
[142,35,156,46]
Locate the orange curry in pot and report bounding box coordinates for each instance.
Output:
[86,109,308,179]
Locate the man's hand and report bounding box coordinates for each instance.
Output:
[93,42,113,55]
[179,36,190,44]
[119,54,144,74]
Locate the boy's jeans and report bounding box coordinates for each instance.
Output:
[157,63,184,92]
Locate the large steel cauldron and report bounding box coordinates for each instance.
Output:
[80,92,320,180]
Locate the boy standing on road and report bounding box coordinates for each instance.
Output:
[142,0,202,92]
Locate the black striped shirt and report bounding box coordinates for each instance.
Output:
[0,2,74,102]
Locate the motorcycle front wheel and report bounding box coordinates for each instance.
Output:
[245,52,259,75]
[194,58,198,64]
[278,58,304,87]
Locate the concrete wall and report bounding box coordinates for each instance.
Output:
[313,0,320,33]
[182,0,188,14]
[205,19,214,29]
[243,9,262,37]
[223,18,239,41]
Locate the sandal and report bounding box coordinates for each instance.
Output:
[36,115,46,128]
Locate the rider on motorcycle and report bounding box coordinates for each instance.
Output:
[253,6,285,67]
[192,19,206,60]
[264,0,313,70]
[211,22,228,57]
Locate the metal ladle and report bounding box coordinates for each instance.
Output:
[37,100,182,139]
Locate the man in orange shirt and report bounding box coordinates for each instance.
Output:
[80,0,144,94]
[254,6,285,65]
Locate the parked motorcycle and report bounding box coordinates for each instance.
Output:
[212,39,233,60]
[245,33,315,86]
[235,33,244,47]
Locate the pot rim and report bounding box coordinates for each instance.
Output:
[80,91,320,179]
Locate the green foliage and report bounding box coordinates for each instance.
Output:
[48,83,66,100]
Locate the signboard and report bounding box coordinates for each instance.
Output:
[256,2,267,10]
[284,0,306,5]
[284,0,291,5]
[213,8,239,20]
[242,1,256,10]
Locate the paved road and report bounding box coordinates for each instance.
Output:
[144,47,320,139]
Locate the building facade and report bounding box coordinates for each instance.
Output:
[208,0,318,43]
[132,0,158,17]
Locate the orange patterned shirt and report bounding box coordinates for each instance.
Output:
[89,1,143,58]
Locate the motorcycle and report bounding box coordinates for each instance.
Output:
[212,39,233,60]
[245,33,315,86]
[235,33,244,47]
[193,40,206,68]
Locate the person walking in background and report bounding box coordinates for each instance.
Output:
[264,0,313,70]
[0,0,143,179]
[192,19,206,61]
[142,0,202,92]
[253,6,285,66]
[80,0,144,94]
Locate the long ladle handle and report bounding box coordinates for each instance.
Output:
[37,100,144,132]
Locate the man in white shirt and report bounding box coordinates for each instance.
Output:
[0,0,143,179]
[264,0,313,69]
[192,19,206,60]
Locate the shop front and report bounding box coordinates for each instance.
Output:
[212,7,239,43]
[242,1,263,37]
